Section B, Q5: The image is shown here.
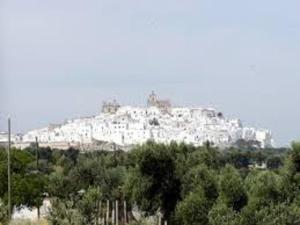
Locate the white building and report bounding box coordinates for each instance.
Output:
[19,92,273,150]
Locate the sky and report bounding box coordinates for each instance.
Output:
[0,0,300,146]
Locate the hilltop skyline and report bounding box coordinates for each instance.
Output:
[9,92,273,150]
[0,91,281,147]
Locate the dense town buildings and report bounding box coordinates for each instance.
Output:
[2,92,273,150]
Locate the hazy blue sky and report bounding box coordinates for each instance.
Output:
[1,0,300,146]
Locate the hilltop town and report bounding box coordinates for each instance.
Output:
[1,92,273,150]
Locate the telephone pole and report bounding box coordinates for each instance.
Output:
[35,137,41,219]
[7,118,11,220]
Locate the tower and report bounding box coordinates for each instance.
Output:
[102,99,120,114]
[147,91,158,107]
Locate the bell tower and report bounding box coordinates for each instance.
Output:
[147,91,158,107]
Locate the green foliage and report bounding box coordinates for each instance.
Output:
[208,203,242,225]
[0,149,46,213]
[218,165,247,211]
[255,202,300,225]
[224,149,250,169]
[245,170,282,209]
[175,187,209,225]
[0,142,298,225]
[78,187,102,224]
[181,164,218,202]
[12,173,47,210]
[187,147,223,170]
[48,198,83,225]
[0,198,8,225]
[279,142,300,200]
[266,155,283,169]
[125,142,181,221]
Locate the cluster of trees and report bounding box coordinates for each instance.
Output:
[0,141,299,225]
[0,147,47,224]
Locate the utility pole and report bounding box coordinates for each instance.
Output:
[158,212,162,225]
[115,200,118,225]
[35,136,41,219]
[96,200,99,225]
[7,118,11,220]
[123,200,127,224]
[112,202,115,225]
[106,200,110,225]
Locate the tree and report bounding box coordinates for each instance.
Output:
[48,198,83,225]
[78,187,103,224]
[175,187,209,225]
[245,170,282,209]
[1,142,300,224]
[181,164,218,202]
[47,165,75,199]
[125,142,181,222]
[186,147,223,170]
[0,198,8,225]
[266,156,283,169]
[279,142,300,200]
[0,149,46,215]
[255,202,300,225]
[12,173,47,217]
[208,203,242,225]
[225,149,250,169]
[48,153,125,202]
[218,165,247,211]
